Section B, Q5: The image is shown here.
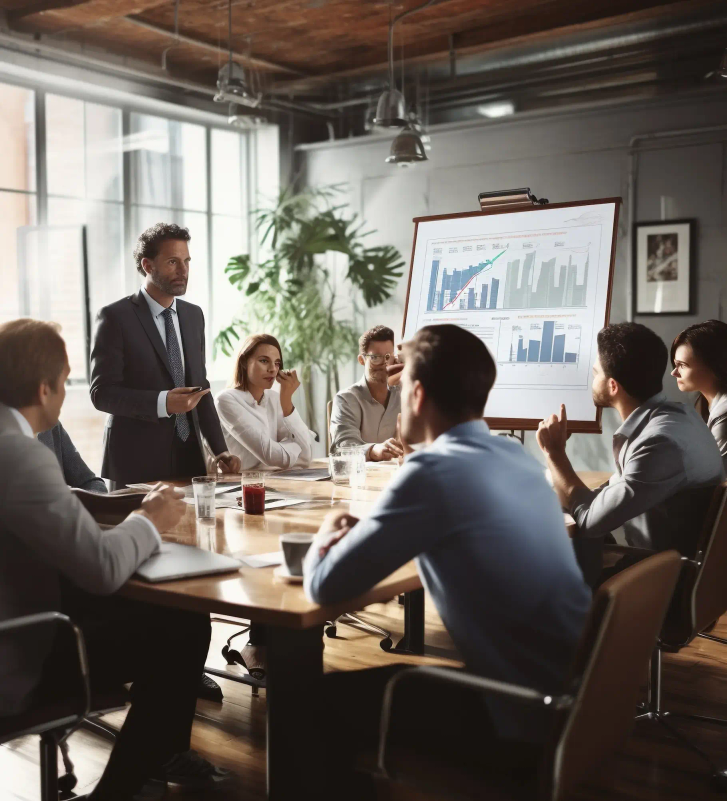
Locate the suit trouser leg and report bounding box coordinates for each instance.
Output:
[58,588,210,801]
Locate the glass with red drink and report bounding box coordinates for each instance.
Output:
[241,471,266,514]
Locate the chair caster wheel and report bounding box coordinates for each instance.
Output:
[711,771,727,792]
[380,637,393,652]
[58,773,77,798]
[325,625,337,638]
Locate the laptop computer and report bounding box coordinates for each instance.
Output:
[135,542,242,583]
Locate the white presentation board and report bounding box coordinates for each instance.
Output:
[402,198,620,432]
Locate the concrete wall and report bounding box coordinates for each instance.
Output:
[299,89,727,468]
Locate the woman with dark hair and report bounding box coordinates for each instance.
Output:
[671,319,727,464]
[215,333,312,471]
[215,334,312,679]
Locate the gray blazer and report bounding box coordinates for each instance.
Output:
[0,404,160,716]
[38,422,107,493]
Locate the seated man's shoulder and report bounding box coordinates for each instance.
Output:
[0,429,60,476]
[333,384,363,406]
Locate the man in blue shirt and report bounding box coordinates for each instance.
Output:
[305,324,591,798]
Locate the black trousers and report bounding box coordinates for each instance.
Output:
[45,585,211,801]
[320,665,541,800]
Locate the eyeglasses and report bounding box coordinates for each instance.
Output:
[363,352,395,366]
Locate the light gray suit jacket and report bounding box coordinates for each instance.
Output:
[0,403,160,716]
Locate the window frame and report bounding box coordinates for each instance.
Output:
[0,75,261,384]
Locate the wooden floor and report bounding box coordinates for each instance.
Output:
[4,598,727,801]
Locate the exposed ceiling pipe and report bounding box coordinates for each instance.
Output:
[123,15,306,77]
[0,28,334,118]
[272,8,727,96]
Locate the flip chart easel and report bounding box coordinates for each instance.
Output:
[401,190,621,434]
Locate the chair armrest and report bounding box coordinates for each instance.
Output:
[0,612,91,731]
[71,488,145,522]
[377,666,571,777]
[602,544,655,559]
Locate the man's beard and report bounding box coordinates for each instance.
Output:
[151,268,187,296]
[591,388,610,408]
[367,368,388,385]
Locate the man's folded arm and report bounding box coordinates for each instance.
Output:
[570,435,687,538]
[4,445,160,595]
[304,460,444,605]
[90,307,159,422]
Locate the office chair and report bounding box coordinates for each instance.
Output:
[0,612,127,801]
[625,481,727,787]
[371,551,681,800]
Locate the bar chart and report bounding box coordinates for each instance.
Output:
[426,241,590,313]
[501,321,581,365]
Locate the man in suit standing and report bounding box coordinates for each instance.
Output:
[90,223,241,703]
[0,319,233,799]
[90,223,241,488]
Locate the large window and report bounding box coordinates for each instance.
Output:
[0,83,36,325]
[1,77,276,472]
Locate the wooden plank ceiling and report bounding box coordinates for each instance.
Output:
[0,0,718,96]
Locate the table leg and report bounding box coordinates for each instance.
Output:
[391,589,425,655]
[266,624,324,800]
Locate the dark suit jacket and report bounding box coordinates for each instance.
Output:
[90,290,227,484]
[37,422,107,493]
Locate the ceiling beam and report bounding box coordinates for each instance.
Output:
[270,0,722,95]
[6,0,89,20]
[122,15,306,77]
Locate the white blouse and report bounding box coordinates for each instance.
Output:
[215,387,313,471]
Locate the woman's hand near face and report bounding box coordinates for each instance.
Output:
[277,369,300,416]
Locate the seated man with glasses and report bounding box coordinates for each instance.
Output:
[330,325,403,461]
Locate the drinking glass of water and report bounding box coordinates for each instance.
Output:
[192,476,216,521]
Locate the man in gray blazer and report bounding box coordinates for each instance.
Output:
[0,319,230,798]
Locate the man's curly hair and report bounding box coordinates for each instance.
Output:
[133,223,191,276]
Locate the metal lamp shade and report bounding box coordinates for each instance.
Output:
[385,126,429,166]
[373,89,408,128]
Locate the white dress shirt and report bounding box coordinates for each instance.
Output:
[141,286,185,419]
[215,387,312,471]
[9,407,34,438]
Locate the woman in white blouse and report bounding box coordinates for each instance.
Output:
[215,333,312,471]
[215,334,312,679]
[671,320,727,467]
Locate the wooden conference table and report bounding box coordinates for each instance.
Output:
[118,463,610,799]
[120,461,419,800]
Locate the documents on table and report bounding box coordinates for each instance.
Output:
[237,551,284,568]
[271,467,331,481]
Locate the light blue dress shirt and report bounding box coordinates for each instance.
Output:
[141,286,186,419]
[304,419,591,741]
[569,393,724,552]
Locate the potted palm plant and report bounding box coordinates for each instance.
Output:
[215,186,405,432]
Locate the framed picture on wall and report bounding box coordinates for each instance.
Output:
[633,218,696,316]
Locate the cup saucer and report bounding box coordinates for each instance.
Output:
[273,565,304,584]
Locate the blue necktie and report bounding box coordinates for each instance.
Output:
[162,308,190,442]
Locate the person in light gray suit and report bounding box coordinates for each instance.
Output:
[0,319,231,800]
[37,421,107,493]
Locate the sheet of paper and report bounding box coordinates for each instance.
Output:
[237,551,283,568]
